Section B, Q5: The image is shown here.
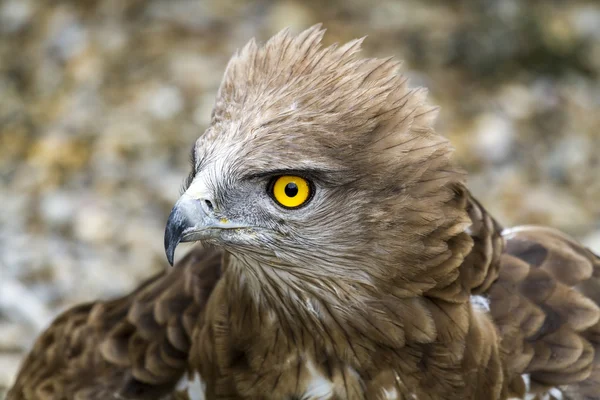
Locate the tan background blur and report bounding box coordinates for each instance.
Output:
[0,0,599,395]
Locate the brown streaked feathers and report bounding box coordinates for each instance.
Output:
[8,26,600,400]
[8,248,221,399]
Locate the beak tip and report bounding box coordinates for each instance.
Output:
[164,210,181,267]
[164,196,206,267]
[166,250,175,267]
[164,233,178,267]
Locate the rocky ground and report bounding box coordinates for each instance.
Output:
[1,0,599,395]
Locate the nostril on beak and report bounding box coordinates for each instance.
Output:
[201,199,214,213]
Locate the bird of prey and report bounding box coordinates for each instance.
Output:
[8,25,600,400]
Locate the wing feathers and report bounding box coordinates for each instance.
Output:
[481,219,600,398]
[7,246,222,400]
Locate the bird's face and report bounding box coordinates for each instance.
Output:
[164,124,378,275]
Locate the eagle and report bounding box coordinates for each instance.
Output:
[8,25,600,400]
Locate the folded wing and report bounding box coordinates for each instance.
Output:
[7,246,222,400]
[467,195,600,400]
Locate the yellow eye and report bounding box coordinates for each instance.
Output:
[271,175,312,209]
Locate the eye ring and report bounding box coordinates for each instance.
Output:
[269,175,313,209]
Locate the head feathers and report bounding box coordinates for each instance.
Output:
[193,26,472,302]
[208,24,462,194]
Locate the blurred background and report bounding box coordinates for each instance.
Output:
[0,0,599,395]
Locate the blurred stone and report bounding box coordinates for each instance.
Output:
[583,230,600,254]
[542,135,591,183]
[0,0,33,33]
[497,84,535,120]
[0,280,53,330]
[569,5,600,40]
[73,202,116,244]
[0,322,31,351]
[540,11,577,53]
[28,132,90,172]
[39,190,78,229]
[170,53,224,92]
[268,1,315,33]
[139,84,184,120]
[516,185,590,232]
[95,23,129,54]
[0,353,22,393]
[472,113,515,164]
[45,7,89,62]
[530,79,561,111]
[588,41,600,70]
[193,93,218,127]
[147,0,225,30]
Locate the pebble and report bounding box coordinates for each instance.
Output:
[497,84,535,120]
[0,354,22,392]
[0,322,32,351]
[569,5,600,40]
[0,0,33,33]
[73,202,116,244]
[583,231,600,254]
[193,93,219,127]
[472,113,515,164]
[45,8,89,62]
[39,190,78,229]
[268,1,315,33]
[0,280,53,330]
[141,84,185,120]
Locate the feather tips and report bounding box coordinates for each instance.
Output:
[7,247,221,400]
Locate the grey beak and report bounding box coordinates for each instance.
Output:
[164,195,250,266]
[164,196,208,266]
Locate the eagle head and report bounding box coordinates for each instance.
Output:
[165,25,471,294]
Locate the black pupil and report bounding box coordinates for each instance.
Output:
[284,182,299,197]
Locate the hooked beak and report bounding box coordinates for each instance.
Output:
[164,194,247,266]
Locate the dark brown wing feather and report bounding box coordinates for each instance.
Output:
[7,246,222,400]
[468,194,600,399]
